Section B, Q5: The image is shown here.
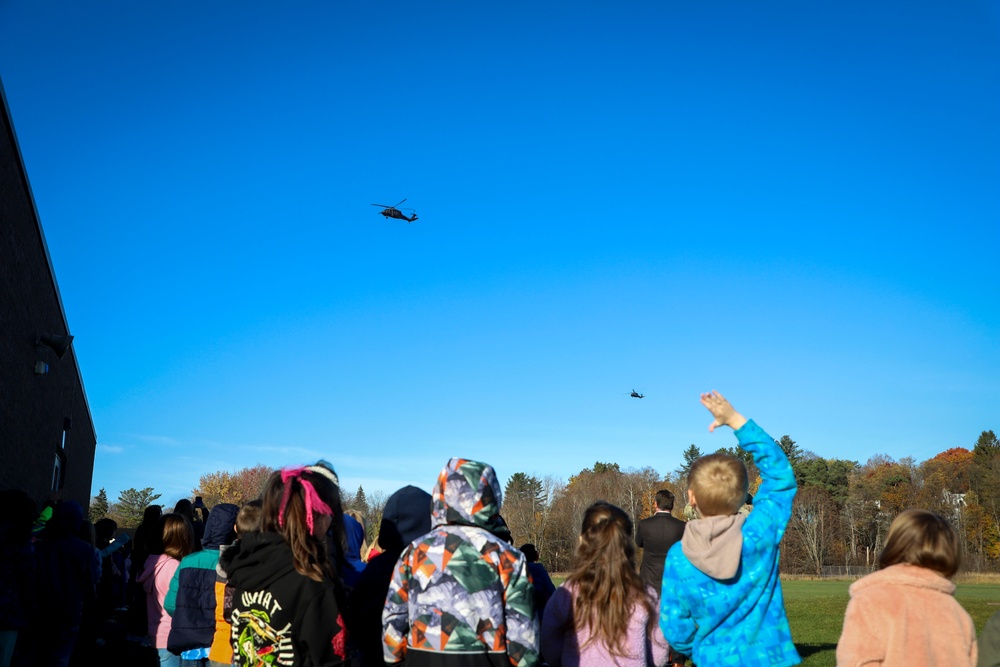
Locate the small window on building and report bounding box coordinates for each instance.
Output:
[52,454,63,492]
[61,417,72,450]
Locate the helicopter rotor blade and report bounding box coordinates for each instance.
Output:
[372,204,393,208]
[394,199,407,207]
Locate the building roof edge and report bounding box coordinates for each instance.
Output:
[0,75,97,440]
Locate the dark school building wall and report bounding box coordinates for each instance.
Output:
[0,79,97,509]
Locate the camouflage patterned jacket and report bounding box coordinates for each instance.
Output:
[383,458,539,667]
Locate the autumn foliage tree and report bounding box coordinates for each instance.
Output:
[194,463,274,508]
[918,448,973,511]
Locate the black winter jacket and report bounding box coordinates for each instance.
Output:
[227,531,349,667]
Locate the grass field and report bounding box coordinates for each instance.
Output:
[782,578,999,666]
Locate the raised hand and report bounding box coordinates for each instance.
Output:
[700,390,747,432]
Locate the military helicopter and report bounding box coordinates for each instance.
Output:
[630,389,645,399]
[372,199,418,223]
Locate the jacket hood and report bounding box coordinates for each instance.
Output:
[202,503,239,549]
[343,513,366,587]
[431,458,504,534]
[850,563,955,597]
[378,485,433,554]
[344,513,365,561]
[137,553,171,585]
[681,513,745,580]
[226,532,297,591]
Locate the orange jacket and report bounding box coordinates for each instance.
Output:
[208,577,232,664]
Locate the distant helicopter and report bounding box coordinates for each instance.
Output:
[372,199,418,223]
[630,390,645,399]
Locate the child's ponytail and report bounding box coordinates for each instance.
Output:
[261,462,343,582]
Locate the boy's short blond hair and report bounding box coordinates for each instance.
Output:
[688,453,748,517]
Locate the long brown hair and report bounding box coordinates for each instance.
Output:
[160,513,195,560]
[261,462,343,582]
[564,502,656,658]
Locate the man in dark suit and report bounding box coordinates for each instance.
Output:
[636,489,688,667]
[635,489,686,595]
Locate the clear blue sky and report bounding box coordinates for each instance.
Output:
[2,1,997,509]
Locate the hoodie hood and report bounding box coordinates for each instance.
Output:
[681,513,745,580]
[344,513,366,563]
[202,503,239,549]
[225,531,297,591]
[378,485,433,554]
[343,513,367,587]
[431,458,504,534]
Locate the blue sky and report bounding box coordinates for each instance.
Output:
[2,1,998,509]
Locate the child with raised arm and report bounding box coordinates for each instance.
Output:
[660,391,800,667]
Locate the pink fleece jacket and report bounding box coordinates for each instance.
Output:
[836,563,977,667]
[137,553,180,649]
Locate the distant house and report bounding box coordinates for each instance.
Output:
[942,489,967,522]
[1,78,97,509]
[942,489,967,507]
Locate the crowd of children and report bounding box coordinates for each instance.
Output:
[3,390,998,667]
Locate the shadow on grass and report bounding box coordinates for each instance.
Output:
[795,642,837,658]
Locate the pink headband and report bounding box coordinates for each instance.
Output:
[278,466,334,534]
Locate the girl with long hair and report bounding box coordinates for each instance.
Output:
[541,502,669,667]
[138,513,195,667]
[226,461,349,666]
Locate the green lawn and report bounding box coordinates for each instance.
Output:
[783,579,1000,667]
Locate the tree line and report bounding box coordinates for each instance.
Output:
[91,430,1000,574]
[499,430,1000,573]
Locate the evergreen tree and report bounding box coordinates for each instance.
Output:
[505,473,545,507]
[796,456,857,505]
[352,485,369,515]
[89,487,109,523]
[592,461,621,475]
[971,430,1000,516]
[715,444,755,466]
[502,472,547,547]
[111,487,161,528]
[778,435,802,467]
[675,444,702,479]
[973,430,1000,461]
